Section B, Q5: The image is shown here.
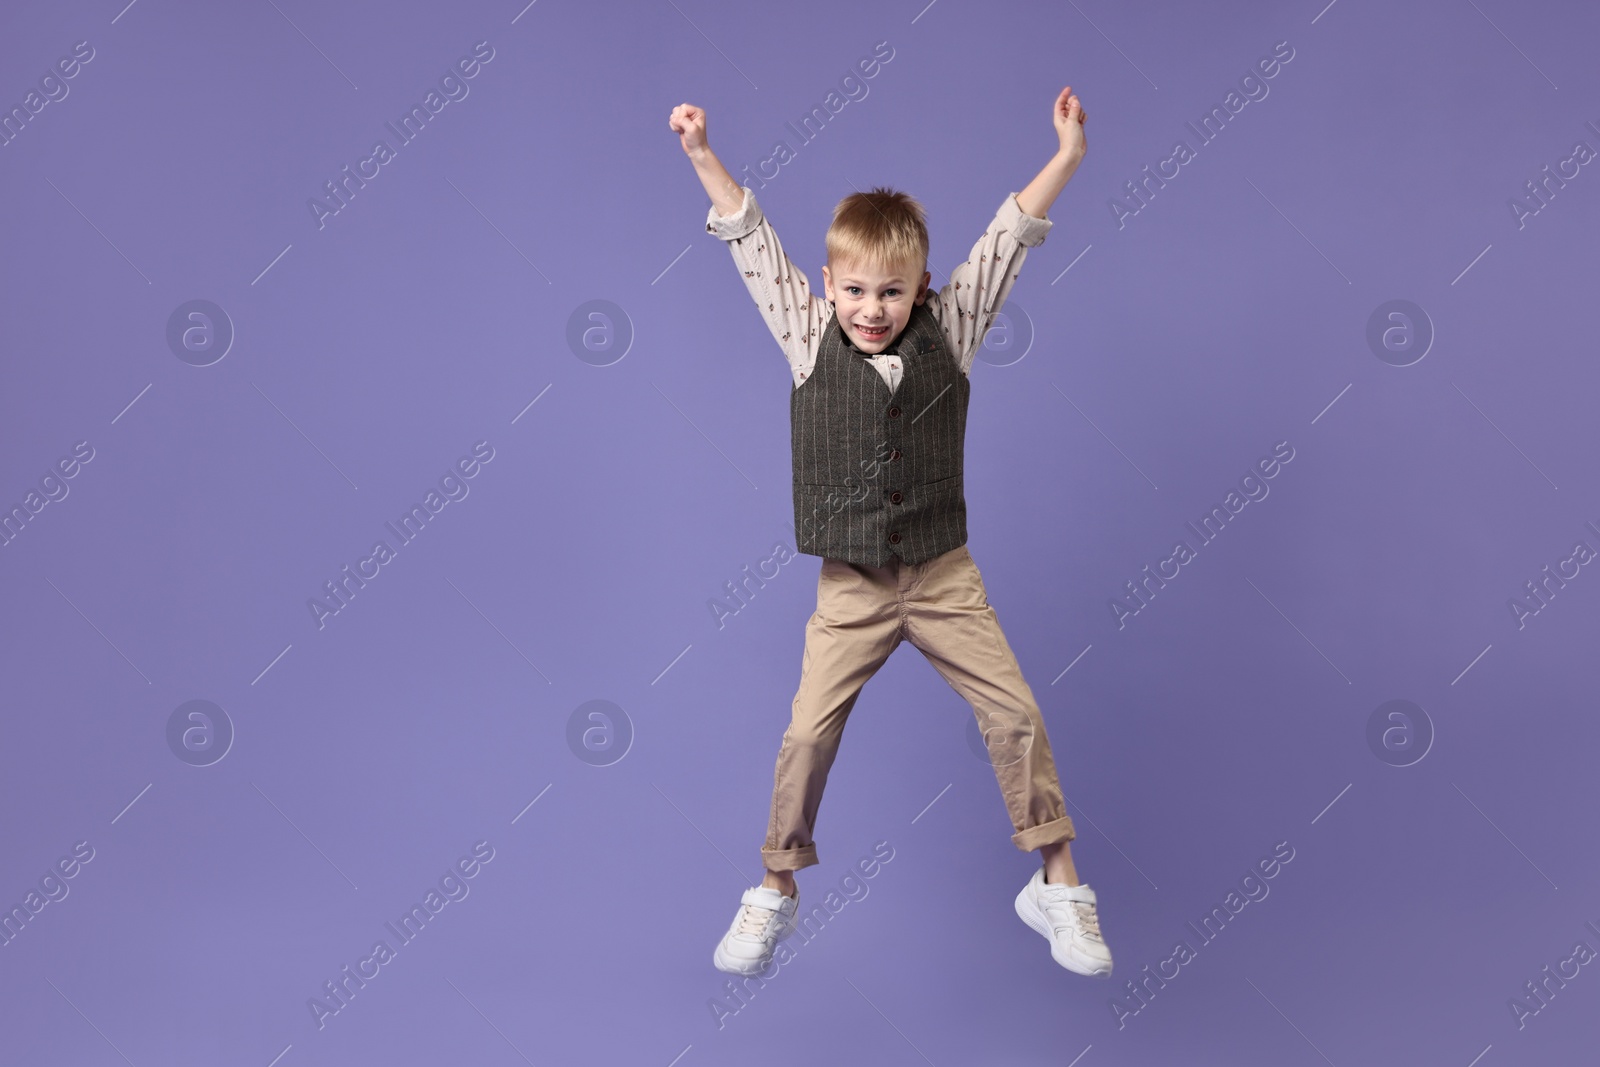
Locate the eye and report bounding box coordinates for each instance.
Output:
[846,286,862,296]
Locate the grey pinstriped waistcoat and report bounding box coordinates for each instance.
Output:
[791,300,969,567]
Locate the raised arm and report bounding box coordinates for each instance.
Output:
[935,86,1088,373]
[670,102,744,217]
[1015,86,1087,219]
[671,102,830,378]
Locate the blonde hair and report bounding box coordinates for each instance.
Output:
[825,186,928,278]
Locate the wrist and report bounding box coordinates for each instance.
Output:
[1052,149,1084,180]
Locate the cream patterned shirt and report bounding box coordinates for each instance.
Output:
[704,186,1052,392]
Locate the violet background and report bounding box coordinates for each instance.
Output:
[2,1,1597,1064]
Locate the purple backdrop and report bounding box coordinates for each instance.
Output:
[3,0,1598,1064]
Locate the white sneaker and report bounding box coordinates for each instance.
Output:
[713,885,800,976]
[1014,867,1113,977]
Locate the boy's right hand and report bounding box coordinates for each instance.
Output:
[669,103,709,158]
[672,101,743,216]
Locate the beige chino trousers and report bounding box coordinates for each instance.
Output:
[761,543,1077,872]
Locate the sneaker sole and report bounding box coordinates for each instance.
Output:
[1014,886,1113,978]
[712,943,772,976]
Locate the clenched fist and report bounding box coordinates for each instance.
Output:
[669,102,710,158]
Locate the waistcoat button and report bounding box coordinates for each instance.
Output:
[887,406,901,418]
[887,531,902,544]
[889,490,903,504]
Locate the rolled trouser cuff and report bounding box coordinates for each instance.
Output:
[1012,813,1076,852]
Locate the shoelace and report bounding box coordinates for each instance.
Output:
[1043,891,1103,942]
[1067,901,1103,942]
[736,903,778,938]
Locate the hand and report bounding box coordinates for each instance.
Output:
[669,102,710,158]
[1052,86,1086,162]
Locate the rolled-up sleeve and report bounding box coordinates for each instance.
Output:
[998,191,1053,247]
[705,185,763,241]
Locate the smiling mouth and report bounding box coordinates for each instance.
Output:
[855,324,889,338]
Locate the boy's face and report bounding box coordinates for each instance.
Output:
[821,256,931,355]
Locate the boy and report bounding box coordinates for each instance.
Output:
[669,87,1110,978]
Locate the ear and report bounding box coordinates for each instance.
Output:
[821,263,833,303]
[914,270,932,305]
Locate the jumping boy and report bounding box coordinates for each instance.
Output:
[669,86,1111,978]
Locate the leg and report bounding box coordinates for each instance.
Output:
[761,867,797,897]
[1039,839,1081,886]
[760,556,903,876]
[902,546,1078,858]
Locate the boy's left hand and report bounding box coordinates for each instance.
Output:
[1053,86,1087,162]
